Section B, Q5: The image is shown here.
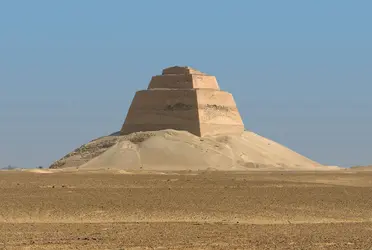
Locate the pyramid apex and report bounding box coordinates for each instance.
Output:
[162,66,207,75]
[148,66,219,90]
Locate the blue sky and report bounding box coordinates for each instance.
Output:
[1,1,371,168]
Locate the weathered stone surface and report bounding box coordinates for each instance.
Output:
[121,89,200,136]
[197,89,244,136]
[120,66,244,137]
[148,75,194,89]
[191,75,220,90]
[162,66,205,75]
[148,66,220,90]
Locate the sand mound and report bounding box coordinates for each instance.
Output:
[50,130,335,171]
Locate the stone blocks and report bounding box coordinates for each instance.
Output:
[120,66,244,137]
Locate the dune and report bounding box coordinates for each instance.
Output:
[50,129,335,171]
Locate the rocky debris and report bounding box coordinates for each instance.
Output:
[49,136,120,169]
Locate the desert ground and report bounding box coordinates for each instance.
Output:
[0,169,372,249]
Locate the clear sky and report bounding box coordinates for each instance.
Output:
[1,1,371,168]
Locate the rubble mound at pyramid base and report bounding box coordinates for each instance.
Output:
[50,130,337,171]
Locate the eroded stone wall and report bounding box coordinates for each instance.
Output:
[191,75,220,89]
[121,89,201,136]
[196,89,244,136]
[148,75,194,89]
[120,66,244,137]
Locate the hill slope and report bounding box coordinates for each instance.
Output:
[50,130,335,171]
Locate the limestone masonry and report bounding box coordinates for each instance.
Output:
[120,66,245,137]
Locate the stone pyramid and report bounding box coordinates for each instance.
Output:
[120,66,245,137]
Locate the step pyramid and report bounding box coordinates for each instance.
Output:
[120,66,245,137]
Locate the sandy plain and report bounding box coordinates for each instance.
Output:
[0,169,372,249]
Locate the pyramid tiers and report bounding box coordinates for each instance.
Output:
[49,65,327,171]
[148,66,220,90]
[120,66,244,137]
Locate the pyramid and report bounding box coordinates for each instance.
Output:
[50,66,330,170]
[120,66,245,137]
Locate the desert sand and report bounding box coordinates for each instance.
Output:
[1,169,372,249]
[50,129,337,171]
[351,165,372,171]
